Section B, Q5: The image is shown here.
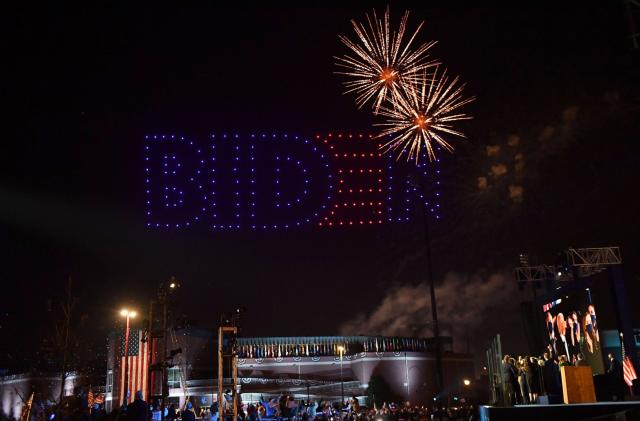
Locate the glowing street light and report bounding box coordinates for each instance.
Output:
[121,309,137,318]
[120,308,137,405]
[463,379,471,387]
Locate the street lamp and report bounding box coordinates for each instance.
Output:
[463,379,471,387]
[337,346,345,406]
[120,309,137,405]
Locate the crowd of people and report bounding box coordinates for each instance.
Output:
[120,390,478,421]
[501,350,628,405]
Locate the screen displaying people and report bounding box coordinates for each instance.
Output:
[542,301,604,375]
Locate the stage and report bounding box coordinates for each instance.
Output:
[480,400,640,421]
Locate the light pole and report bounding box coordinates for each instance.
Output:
[410,173,443,391]
[338,346,345,406]
[120,309,137,406]
[160,278,179,421]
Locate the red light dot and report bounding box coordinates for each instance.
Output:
[349,189,353,193]
[353,153,357,157]
[328,133,333,137]
[378,220,382,224]
[339,180,344,184]
[368,220,373,224]
[339,221,344,225]
[361,154,365,157]
[378,189,382,192]
[338,134,342,138]
[318,222,323,226]
[316,135,320,139]
[348,134,353,138]
[359,189,363,193]
[349,221,353,225]
[328,222,333,226]
[360,221,364,224]
[324,140,328,144]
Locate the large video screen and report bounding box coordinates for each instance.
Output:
[541,290,605,375]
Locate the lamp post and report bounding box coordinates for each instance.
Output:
[160,278,179,421]
[120,309,137,406]
[338,346,345,406]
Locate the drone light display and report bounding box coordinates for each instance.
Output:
[144,133,441,230]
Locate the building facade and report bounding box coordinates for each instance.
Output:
[106,328,473,409]
[0,372,85,419]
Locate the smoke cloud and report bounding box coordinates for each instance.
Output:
[340,271,523,354]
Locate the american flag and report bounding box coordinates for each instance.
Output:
[118,329,149,405]
[623,356,637,387]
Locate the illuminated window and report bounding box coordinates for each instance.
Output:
[167,368,181,389]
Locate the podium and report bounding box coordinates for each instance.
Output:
[560,365,596,404]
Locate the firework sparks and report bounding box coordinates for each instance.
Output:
[376,67,475,163]
[335,7,437,113]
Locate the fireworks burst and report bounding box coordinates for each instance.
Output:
[376,67,475,163]
[335,7,437,114]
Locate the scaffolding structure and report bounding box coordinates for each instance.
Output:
[218,325,238,421]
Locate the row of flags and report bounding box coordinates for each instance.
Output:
[236,336,429,358]
[542,299,562,312]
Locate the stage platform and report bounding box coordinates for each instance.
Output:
[480,401,640,421]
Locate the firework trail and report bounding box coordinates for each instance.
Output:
[335,7,437,114]
[376,67,475,163]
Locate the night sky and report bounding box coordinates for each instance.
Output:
[2,1,639,371]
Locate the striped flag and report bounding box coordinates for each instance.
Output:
[118,329,149,406]
[87,388,94,407]
[94,394,105,405]
[623,356,637,387]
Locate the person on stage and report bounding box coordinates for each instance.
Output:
[556,313,571,362]
[545,312,557,356]
[584,305,600,353]
[607,353,624,401]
